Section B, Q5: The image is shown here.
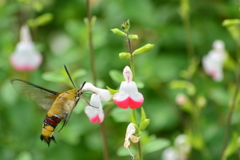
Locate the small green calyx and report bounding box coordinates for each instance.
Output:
[139,119,150,131]
[119,52,131,60]
[129,34,138,40]
[139,108,150,131]
[121,19,130,32]
[133,44,154,55]
[111,28,127,36]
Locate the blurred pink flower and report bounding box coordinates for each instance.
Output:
[202,40,226,81]
[10,25,42,71]
[84,94,104,123]
[113,66,144,109]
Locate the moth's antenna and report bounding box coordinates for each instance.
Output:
[80,81,86,90]
[64,65,76,88]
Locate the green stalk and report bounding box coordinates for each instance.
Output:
[126,32,135,81]
[86,1,109,160]
[220,62,240,160]
[127,31,142,160]
[86,0,97,85]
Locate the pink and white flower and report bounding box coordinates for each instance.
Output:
[202,40,226,81]
[84,94,104,123]
[82,82,112,102]
[113,66,144,109]
[82,83,112,123]
[10,25,42,71]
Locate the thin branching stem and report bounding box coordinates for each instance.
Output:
[126,32,135,81]
[86,0,97,85]
[127,31,142,160]
[86,1,109,160]
[220,63,240,160]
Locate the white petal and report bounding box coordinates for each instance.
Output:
[90,94,102,109]
[113,91,129,101]
[84,106,97,118]
[129,92,144,102]
[119,81,138,94]
[82,83,112,101]
[123,66,132,83]
[124,123,135,148]
[20,25,32,42]
[161,147,178,160]
[213,40,224,50]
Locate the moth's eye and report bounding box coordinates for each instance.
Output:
[77,91,82,97]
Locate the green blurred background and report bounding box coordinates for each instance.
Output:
[0,0,240,159]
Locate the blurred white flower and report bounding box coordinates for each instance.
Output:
[162,147,178,160]
[10,25,42,71]
[176,93,187,106]
[161,134,191,160]
[202,40,226,81]
[174,134,191,160]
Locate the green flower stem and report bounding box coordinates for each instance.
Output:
[220,62,240,160]
[126,32,135,81]
[182,12,194,64]
[137,139,143,160]
[127,32,142,159]
[86,0,97,86]
[132,109,143,160]
[86,1,109,160]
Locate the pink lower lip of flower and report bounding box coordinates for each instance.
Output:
[90,115,103,123]
[114,97,144,109]
[10,54,42,72]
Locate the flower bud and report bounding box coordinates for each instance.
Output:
[129,34,138,40]
[119,52,131,60]
[121,19,130,32]
[133,44,154,55]
[111,28,127,36]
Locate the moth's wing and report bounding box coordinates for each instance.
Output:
[58,96,82,132]
[58,110,73,132]
[11,79,60,111]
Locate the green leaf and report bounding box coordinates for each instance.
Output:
[106,86,118,95]
[139,119,150,131]
[111,28,127,36]
[119,52,131,60]
[222,19,240,27]
[132,44,154,55]
[27,13,53,27]
[109,70,123,83]
[130,113,137,125]
[223,132,239,159]
[42,72,66,83]
[129,34,138,40]
[143,138,170,154]
[141,107,147,122]
[72,69,87,80]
